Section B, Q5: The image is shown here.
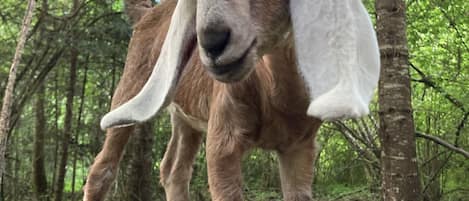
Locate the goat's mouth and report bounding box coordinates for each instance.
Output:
[204,39,257,83]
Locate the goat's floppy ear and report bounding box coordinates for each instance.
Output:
[290,0,380,120]
[100,0,197,129]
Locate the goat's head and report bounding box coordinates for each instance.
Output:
[100,0,381,129]
[196,0,289,82]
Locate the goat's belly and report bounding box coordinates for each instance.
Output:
[168,103,208,132]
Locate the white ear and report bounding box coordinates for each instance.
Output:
[290,0,380,121]
[100,0,197,130]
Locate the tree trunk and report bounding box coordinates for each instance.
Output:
[33,85,49,201]
[125,123,155,201]
[375,1,422,201]
[71,58,88,201]
[0,0,36,186]
[53,48,78,201]
[51,69,60,192]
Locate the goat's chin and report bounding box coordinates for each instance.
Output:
[210,65,254,83]
[202,48,256,83]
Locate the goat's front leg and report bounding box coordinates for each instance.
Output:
[206,128,250,201]
[83,127,133,201]
[160,113,203,201]
[277,136,318,201]
[205,90,257,201]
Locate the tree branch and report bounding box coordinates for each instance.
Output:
[416,132,469,159]
[410,63,466,113]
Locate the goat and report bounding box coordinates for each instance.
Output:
[83,0,380,200]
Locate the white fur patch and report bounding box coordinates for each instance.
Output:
[100,0,197,130]
[290,0,380,121]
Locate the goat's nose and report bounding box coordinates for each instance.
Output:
[199,26,231,59]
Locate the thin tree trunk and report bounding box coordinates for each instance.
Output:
[0,174,3,201]
[51,69,60,192]
[33,85,49,201]
[13,137,19,200]
[375,1,422,201]
[125,123,155,201]
[0,0,36,186]
[53,48,78,201]
[54,0,80,198]
[71,59,88,200]
[33,1,49,199]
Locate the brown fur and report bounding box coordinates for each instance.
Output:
[84,1,322,201]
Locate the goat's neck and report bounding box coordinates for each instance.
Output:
[257,41,311,115]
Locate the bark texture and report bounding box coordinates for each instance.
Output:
[0,0,36,186]
[375,0,422,200]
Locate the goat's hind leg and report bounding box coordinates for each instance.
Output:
[160,113,203,201]
[277,136,318,201]
[83,127,133,201]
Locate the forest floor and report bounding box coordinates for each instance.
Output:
[240,189,379,201]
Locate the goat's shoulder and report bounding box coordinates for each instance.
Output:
[112,1,177,108]
[133,0,176,31]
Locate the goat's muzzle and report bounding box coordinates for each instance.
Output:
[197,20,257,83]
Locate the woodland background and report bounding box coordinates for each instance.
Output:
[0,0,467,201]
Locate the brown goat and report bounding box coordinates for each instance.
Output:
[84,0,380,201]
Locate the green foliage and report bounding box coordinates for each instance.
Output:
[0,0,467,201]
[406,1,468,200]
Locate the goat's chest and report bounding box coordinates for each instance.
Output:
[255,104,321,152]
[172,58,321,152]
[171,97,321,153]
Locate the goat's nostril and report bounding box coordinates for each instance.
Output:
[200,26,231,59]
